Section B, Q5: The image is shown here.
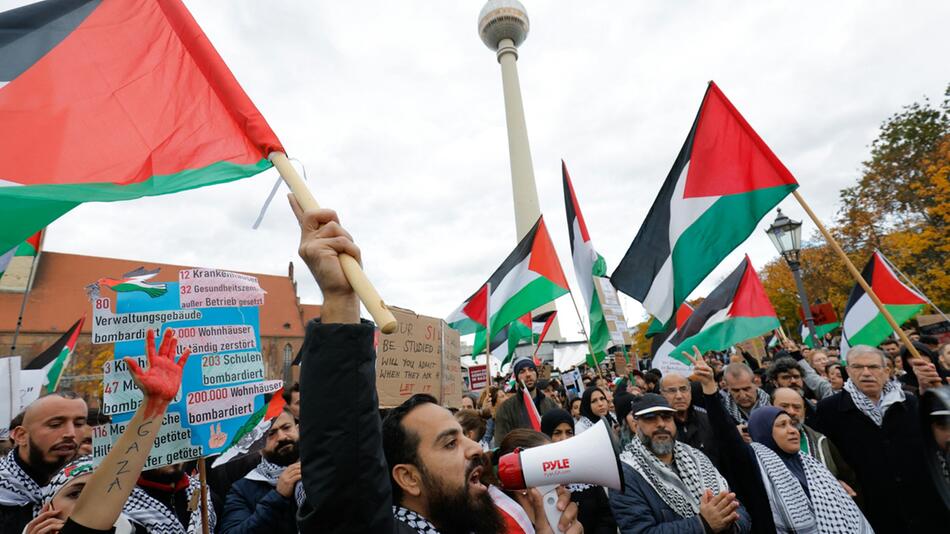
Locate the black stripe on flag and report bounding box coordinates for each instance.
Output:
[667,257,747,346]
[610,84,709,302]
[24,317,82,370]
[842,254,873,315]
[0,0,100,82]
[483,216,541,295]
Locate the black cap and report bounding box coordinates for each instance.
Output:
[631,393,676,418]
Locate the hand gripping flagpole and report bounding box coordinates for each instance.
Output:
[269,152,398,334]
[792,190,922,360]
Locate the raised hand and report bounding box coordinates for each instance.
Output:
[682,346,717,394]
[909,357,943,392]
[208,423,228,448]
[124,328,191,418]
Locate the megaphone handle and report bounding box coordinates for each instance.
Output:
[537,484,561,532]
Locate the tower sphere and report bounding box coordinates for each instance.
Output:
[478,0,530,51]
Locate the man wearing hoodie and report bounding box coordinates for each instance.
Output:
[492,358,559,446]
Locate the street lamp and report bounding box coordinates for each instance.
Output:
[765,209,820,348]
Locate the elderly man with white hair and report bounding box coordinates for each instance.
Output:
[812,344,949,533]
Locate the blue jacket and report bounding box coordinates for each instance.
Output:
[609,464,751,534]
[220,477,297,534]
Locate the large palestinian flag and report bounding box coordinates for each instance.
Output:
[649,303,695,376]
[611,82,798,327]
[447,216,570,355]
[24,316,84,394]
[840,251,925,355]
[664,257,779,367]
[0,0,282,252]
[562,161,612,359]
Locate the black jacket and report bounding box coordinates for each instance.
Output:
[702,392,776,534]
[220,477,297,534]
[811,389,949,533]
[297,320,411,533]
[674,406,720,469]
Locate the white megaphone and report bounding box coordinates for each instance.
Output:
[497,419,624,528]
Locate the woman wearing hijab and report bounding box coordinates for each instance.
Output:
[685,348,873,534]
[576,387,610,434]
[536,413,618,534]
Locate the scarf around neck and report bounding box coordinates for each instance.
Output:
[393,505,441,534]
[750,442,872,534]
[620,436,728,519]
[844,378,904,426]
[719,388,771,424]
[123,473,215,534]
[0,450,44,507]
[245,455,306,506]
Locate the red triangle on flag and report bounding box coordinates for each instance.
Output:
[728,256,778,319]
[463,283,490,328]
[871,252,926,306]
[684,82,799,199]
[527,217,570,290]
[675,303,694,329]
[521,386,542,432]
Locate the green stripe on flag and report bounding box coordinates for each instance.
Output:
[670,184,795,315]
[848,304,924,347]
[0,159,272,251]
[588,292,612,355]
[44,346,71,395]
[487,278,568,337]
[670,316,780,365]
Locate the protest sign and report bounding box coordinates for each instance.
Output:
[90,268,278,469]
[1,357,21,439]
[376,307,462,408]
[561,368,583,398]
[538,363,553,380]
[467,364,489,391]
[594,277,633,347]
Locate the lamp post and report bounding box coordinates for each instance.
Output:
[765,209,821,348]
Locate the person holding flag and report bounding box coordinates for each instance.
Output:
[492,358,558,446]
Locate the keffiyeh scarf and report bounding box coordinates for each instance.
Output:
[393,505,441,534]
[123,474,215,534]
[844,379,904,427]
[719,388,771,424]
[750,442,873,534]
[620,436,729,519]
[244,456,306,506]
[0,450,43,508]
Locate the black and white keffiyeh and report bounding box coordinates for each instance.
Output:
[244,456,306,506]
[123,475,215,534]
[620,436,728,519]
[719,388,771,424]
[0,450,43,508]
[844,379,904,427]
[393,505,441,534]
[750,442,873,534]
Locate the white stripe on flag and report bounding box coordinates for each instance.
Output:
[491,255,541,313]
[842,292,879,349]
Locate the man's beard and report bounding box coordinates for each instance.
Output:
[419,457,504,534]
[639,429,675,456]
[263,440,299,466]
[28,437,74,482]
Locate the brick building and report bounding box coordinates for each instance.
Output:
[0,251,320,408]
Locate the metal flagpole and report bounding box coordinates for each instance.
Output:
[565,291,603,379]
[10,252,40,355]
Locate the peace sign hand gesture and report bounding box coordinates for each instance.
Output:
[124,328,191,418]
[682,346,718,395]
[208,424,228,449]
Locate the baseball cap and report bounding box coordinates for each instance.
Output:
[631,393,676,418]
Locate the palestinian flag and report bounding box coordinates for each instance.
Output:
[448,216,570,355]
[520,383,542,432]
[211,389,287,468]
[447,283,490,336]
[0,230,42,278]
[481,316,533,367]
[0,0,282,252]
[840,251,925,355]
[97,267,167,298]
[665,256,779,366]
[562,161,612,358]
[611,82,798,327]
[24,317,84,394]
[649,303,695,375]
[799,321,840,348]
[532,310,558,346]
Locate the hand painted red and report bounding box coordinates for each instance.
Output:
[124,329,191,418]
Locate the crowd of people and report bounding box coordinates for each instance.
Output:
[1,204,949,533]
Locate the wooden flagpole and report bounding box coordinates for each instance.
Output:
[792,190,922,360]
[197,458,210,534]
[269,152,397,334]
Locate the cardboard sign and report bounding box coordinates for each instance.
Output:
[538,363,553,380]
[594,277,633,347]
[467,364,489,391]
[91,269,274,469]
[376,307,462,408]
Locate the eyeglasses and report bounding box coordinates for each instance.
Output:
[660,386,690,394]
[637,412,675,422]
[848,364,884,372]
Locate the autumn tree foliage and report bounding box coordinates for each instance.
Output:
[762,84,950,334]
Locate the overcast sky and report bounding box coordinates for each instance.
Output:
[16,0,950,342]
